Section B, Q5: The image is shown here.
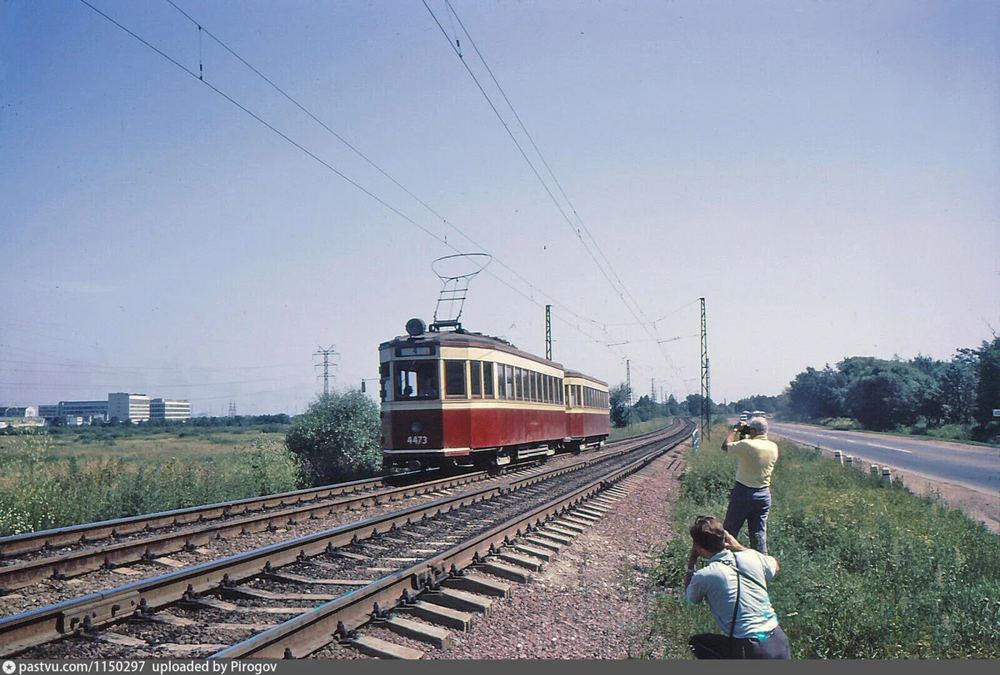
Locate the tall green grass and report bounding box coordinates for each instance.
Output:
[0,435,301,536]
[648,424,1000,658]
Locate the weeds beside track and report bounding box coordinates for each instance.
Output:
[650,424,1000,658]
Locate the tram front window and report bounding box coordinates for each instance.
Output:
[394,360,439,400]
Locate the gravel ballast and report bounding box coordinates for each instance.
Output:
[423,447,687,659]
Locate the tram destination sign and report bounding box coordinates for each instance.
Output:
[994,408,1000,417]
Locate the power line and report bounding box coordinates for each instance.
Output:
[422,0,690,392]
[441,0,656,330]
[159,0,622,347]
[75,1,682,391]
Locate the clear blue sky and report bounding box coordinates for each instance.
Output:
[1,0,997,415]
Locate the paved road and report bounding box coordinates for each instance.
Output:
[768,422,1000,496]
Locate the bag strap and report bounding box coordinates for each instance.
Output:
[729,557,741,639]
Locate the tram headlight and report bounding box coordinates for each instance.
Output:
[410,420,426,434]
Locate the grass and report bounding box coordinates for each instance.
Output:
[647,422,1000,658]
[610,417,676,440]
[0,427,289,462]
[0,434,301,536]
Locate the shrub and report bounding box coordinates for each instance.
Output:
[285,390,382,486]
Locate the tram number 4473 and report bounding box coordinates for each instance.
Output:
[407,435,429,445]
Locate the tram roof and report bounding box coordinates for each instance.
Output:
[380,328,608,387]
[380,329,563,370]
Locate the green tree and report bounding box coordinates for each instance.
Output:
[609,383,635,428]
[665,394,680,416]
[633,394,658,422]
[973,335,1000,430]
[787,365,845,420]
[940,350,979,425]
[684,393,704,417]
[842,359,934,431]
[285,390,382,485]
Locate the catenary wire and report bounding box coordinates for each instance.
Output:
[161,0,622,344]
[75,1,686,395]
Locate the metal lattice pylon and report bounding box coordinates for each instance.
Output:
[430,253,491,331]
[700,297,711,440]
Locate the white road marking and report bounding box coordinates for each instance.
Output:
[863,442,913,454]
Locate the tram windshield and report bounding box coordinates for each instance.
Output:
[394,360,439,400]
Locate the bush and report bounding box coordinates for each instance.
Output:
[285,390,382,486]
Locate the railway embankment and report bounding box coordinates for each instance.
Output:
[650,429,1000,658]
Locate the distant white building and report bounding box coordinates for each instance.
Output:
[150,398,191,421]
[108,393,150,422]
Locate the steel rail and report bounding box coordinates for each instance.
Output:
[0,426,673,593]
[0,474,411,559]
[0,423,683,657]
[0,470,491,594]
[0,427,657,559]
[213,422,693,658]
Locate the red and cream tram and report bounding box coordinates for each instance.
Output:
[379,319,610,470]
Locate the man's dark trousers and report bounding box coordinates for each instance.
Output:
[689,626,790,659]
[724,481,771,554]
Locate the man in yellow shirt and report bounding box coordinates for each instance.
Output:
[721,416,779,554]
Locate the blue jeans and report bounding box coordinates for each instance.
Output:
[724,482,771,554]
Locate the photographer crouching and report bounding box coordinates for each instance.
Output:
[722,416,778,554]
[685,515,790,659]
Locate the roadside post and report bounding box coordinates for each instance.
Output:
[834,450,843,466]
[881,467,891,483]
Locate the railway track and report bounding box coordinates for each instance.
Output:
[0,431,667,598]
[0,420,691,658]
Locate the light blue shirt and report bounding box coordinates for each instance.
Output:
[686,549,779,639]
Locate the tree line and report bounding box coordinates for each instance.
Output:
[784,335,998,439]
[608,335,999,442]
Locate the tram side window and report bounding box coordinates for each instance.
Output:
[506,365,515,401]
[543,374,551,403]
[445,360,467,398]
[483,362,494,398]
[379,362,390,402]
[395,360,439,400]
[515,367,524,401]
[530,372,537,402]
[496,364,506,399]
[470,360,482,397]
